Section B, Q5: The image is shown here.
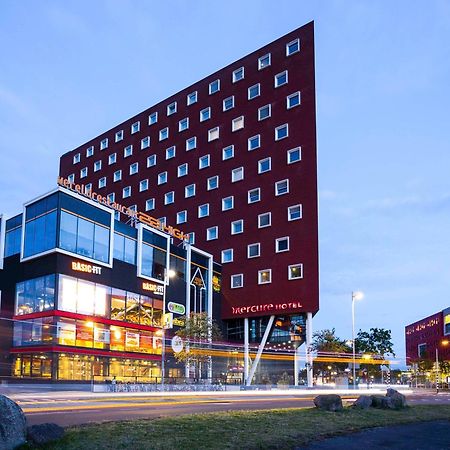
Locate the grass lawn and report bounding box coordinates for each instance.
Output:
[24,405,450,450]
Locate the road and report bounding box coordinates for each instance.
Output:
[6,389,449,427]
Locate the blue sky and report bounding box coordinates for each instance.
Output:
[1,0,449,364]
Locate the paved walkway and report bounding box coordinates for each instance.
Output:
[297,420,450,449]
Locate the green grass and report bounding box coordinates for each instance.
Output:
[25,405,450,450]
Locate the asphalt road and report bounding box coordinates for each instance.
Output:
[8,389,449,427]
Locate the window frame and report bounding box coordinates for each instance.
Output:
[157,171,168,185]
[275,123,289,141]
[288,263,303,280]
[209,79,220,95]
[275,179,289,196]
[258,104,271,121]
[222,196,234,211]
[258,212,271,228]
[206,226,218,241]
[275,70,288,88]
[287,91,301,109]
[232,116,244,132]
[167,101,177,116]
[221,249,233,264]
[232,67,244,83]
[275,236,290,253]
[288,204,302,221]
[248,83,260,100]
[187,91,198,106]
[247,242,261,259]
[258,53,271,70]
[231,274,243,289]
[286,38,300,56]
[198,203,210,218]
[258,269,272,284]
[248,188,261,204]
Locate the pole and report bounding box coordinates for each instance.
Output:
[161,269,167,392]
[244,318,249,384]
[435,347,439,394]
[352,293,356,389]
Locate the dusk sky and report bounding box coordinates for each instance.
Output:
[1,0,449,365]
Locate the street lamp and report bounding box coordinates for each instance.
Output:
[351,291,364,389]
[161,268,176,392]
[435,339,449,394]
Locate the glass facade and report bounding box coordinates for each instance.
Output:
[15,275,56,315]
[4,214,22,257]
[141,229,167,280]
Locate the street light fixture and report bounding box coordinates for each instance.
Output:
[435,339,449,394]
[351,291,364,389]
[161,268,176,392]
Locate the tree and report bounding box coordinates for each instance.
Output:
[174,312,222,381]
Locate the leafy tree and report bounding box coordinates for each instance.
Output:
[354,328,395,357]
[174,312,222,381]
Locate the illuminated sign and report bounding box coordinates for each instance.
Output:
[167,302,185,315]
[231,301,303,315]
[57,177,188,241]
[142,282,164,296]
[72,261,102,275]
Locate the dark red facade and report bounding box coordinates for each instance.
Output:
[405,308,450,363]
[59,22,319,320]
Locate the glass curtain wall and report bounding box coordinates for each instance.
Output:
[141,229,167,281]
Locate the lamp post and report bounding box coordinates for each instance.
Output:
[161,268,176,392]
[435,339,449,394]
[351,291,364,389]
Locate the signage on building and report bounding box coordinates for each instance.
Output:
[171,336,184,353]
[231,301,303,316]
[71,261,102,275]
[142,282,164,296]
[167,302,185,315]
[57,176,189,241]
[163,313,173,329]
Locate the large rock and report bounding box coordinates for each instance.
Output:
[0,394,27,450]
[352,395,373,409]
[386,388,407,409]
[371,394,395,409]
[313,394,343,411]
[27,423,65,445]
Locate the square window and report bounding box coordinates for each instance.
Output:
[287,91,301,109]
[94,160,102,172]
[258,104,271,121]
[159,127,169,141]
[258,212,271,228]
[141,136,150,149]
[232,116,244,132]
[80,167,88,178]
[124,145,133,158]
[199,154,210,169]
[178,163,188,177]
[108,153,117,165]
[198,203,209,218]
[207,175,219,190]
[159,217,167,227]
[286,38,300,56]
[258,157,271,174]
[209,79,220,94]
[107,193,115,203]
[247,243,260,258]
[130,162,139,175]
[165,191,175,205]
[187,91,198,105]
[231,219,243,235]
[275,124,289,141]
[179,117,189,132]
[258,53,271,70]
[177,210,187,224]
[166,146,176,159]
[258,269,272,284]
[248,83,260,100]
[186,136,197,151]
[231,274,243,288]
[85,183,92,192]
[276,236,290,253]
[232,67,244,83]
[68,174,75,183]
[288,147,302,164]
[145,198,155,211]
[275,70,288,88]
[200,107,211,122]
[73,153,80,164]
[288,204,302,221]
[185,184,196,198]
[248,188,260,204]
[231,167,244,182]
[113,170,122,182]
[221,249,233,263]
[100,138,108,150]
[139,179,149,192]
[186,232,195,245]
[208,127,220,141]
[288,264,303,280]
[275,179,289,196]
[158,172,168,185]
[167,102,177,116]
[222,196,234,211]
[148,112,158,125]
[248,135,261,151]
[131,121,140,134]
[129,205,137,213]
[207,226,218,241]
[98,177,106,189]
[115,130,124,142]
[86,146,94,157]
[222,145,234,160]
[147,154,156,167]
[223,96,234,111]
[123,186,131,198]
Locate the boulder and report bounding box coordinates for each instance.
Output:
[371,394,394,409]
[313,394,343,411]
[27,423,65,445]
[352,395,373,409]
[0,394,27,450]
[386,388,407,409]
